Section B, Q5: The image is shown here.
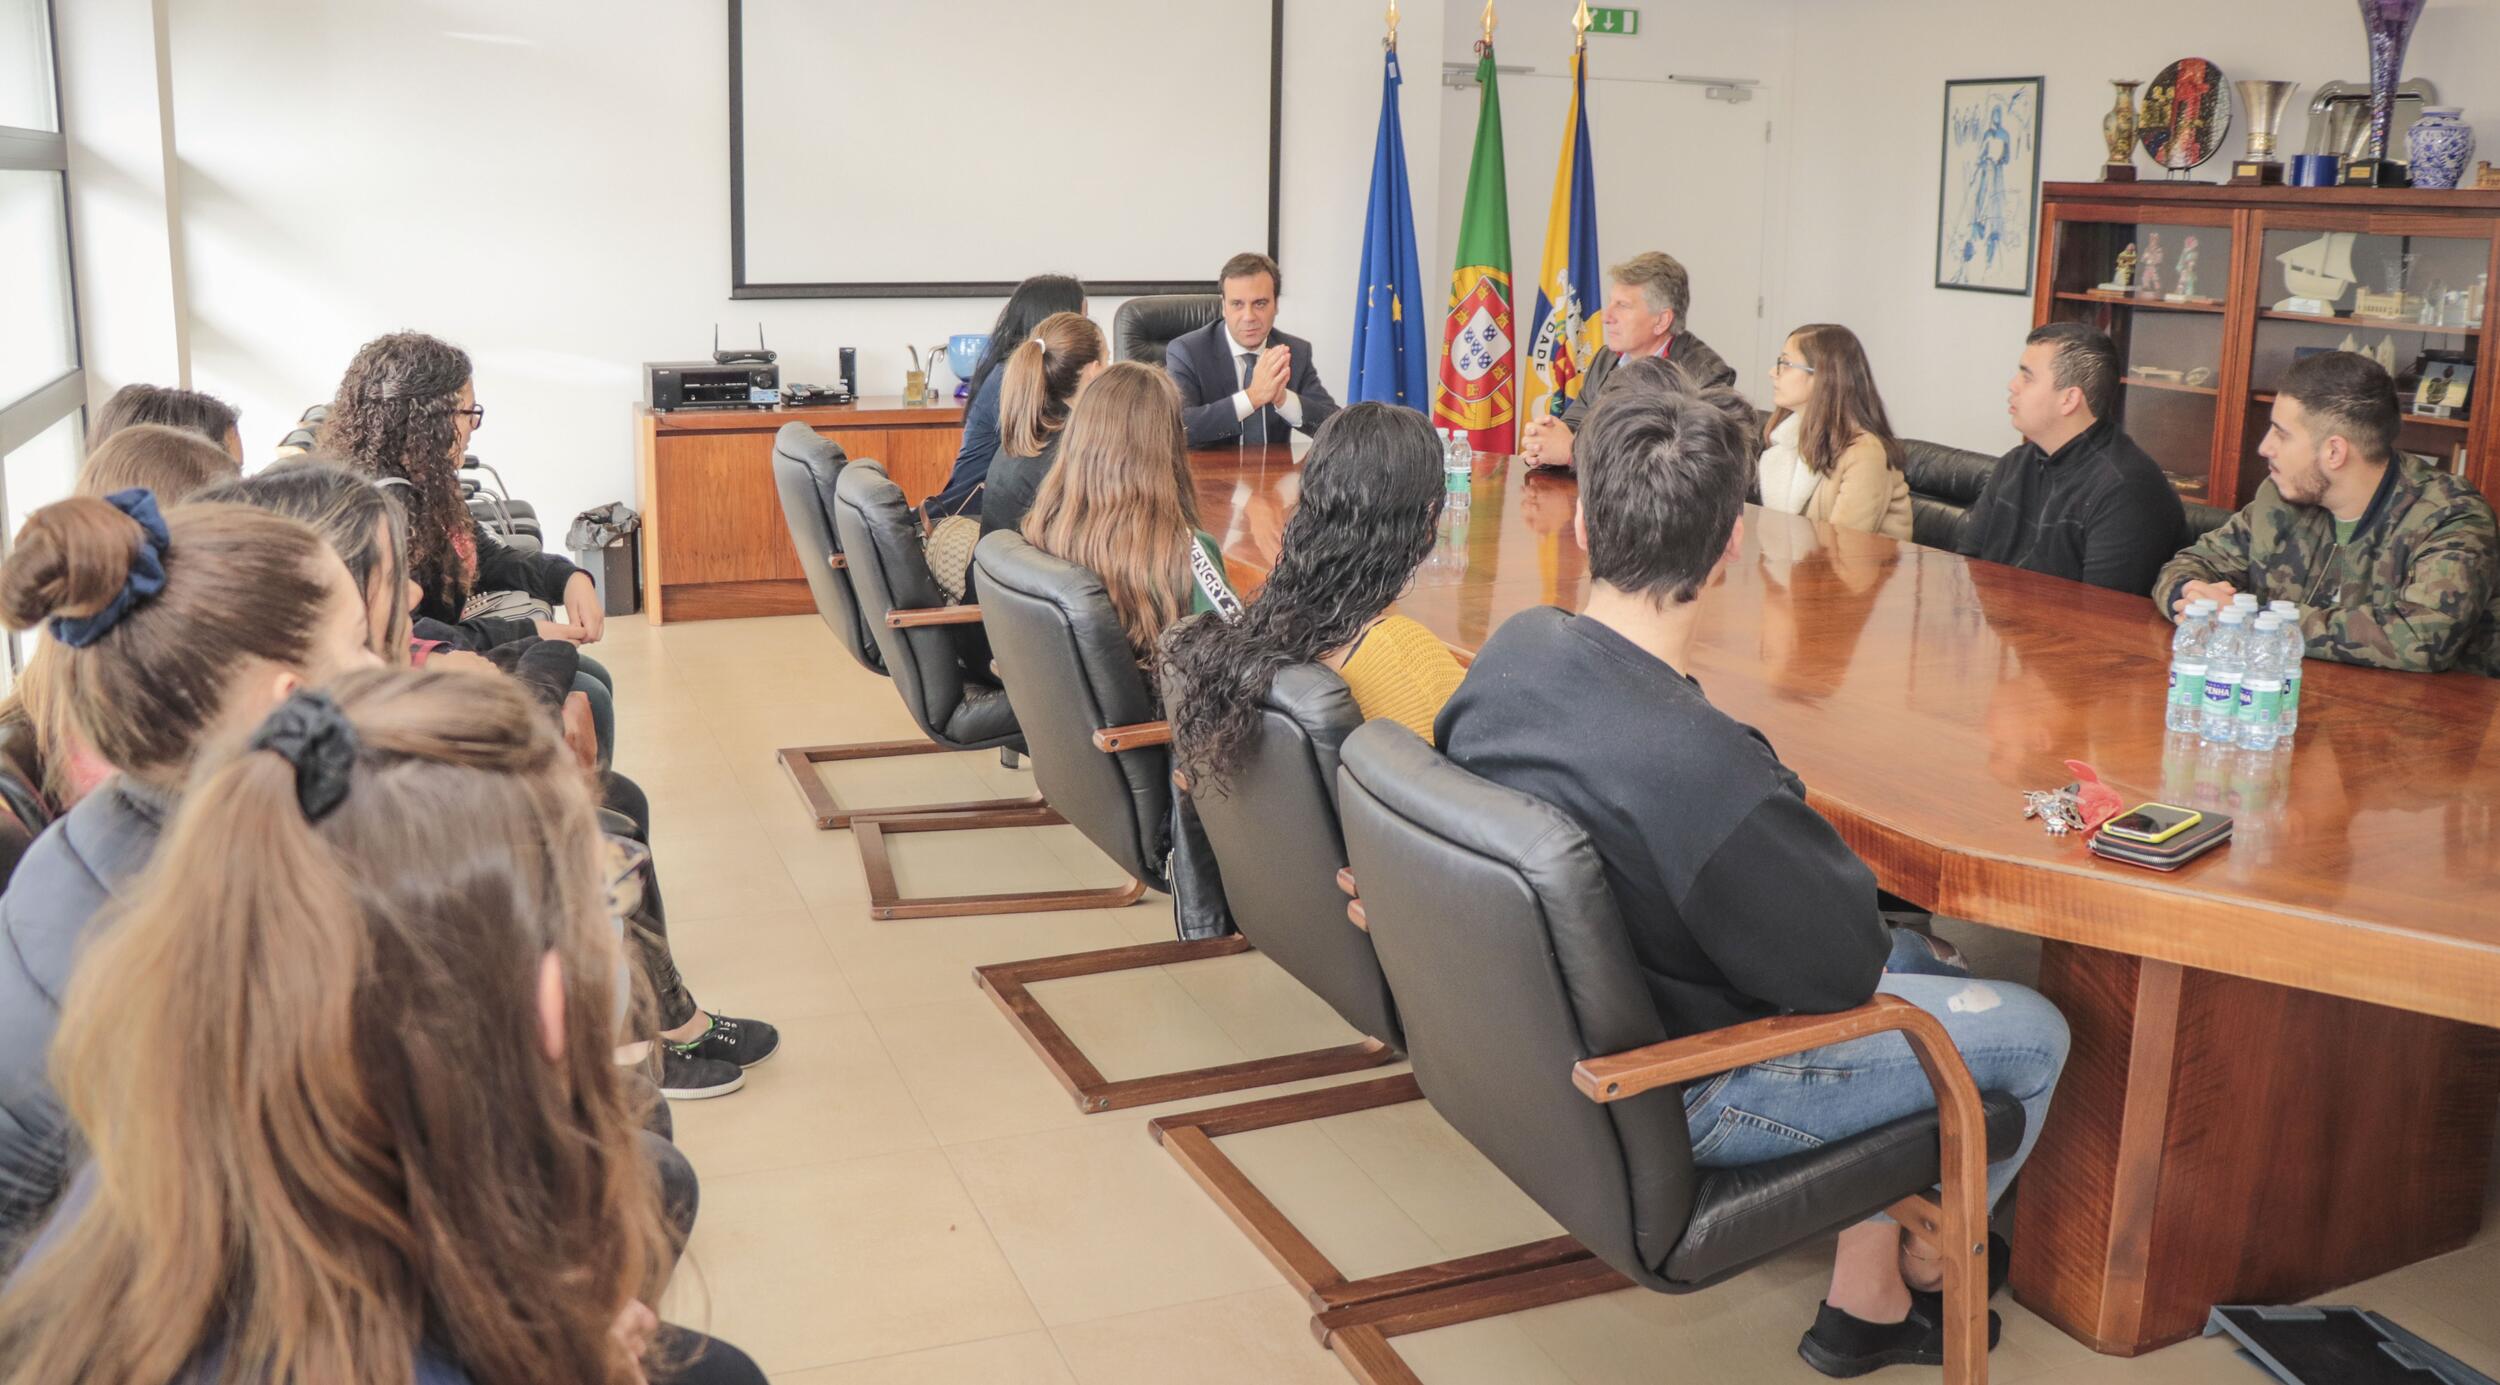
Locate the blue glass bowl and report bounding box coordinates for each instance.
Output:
[948,334,989,397]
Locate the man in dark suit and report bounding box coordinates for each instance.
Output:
[1164,251,1339,447]
[1521,250,1737,469]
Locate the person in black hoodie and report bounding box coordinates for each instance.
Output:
[1958,322,2185,595]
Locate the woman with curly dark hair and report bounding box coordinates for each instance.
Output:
[1162,401,1460,791]
[318,332,601,650]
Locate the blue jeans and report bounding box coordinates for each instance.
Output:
[1682,965,2070,1216]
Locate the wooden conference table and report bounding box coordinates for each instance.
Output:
[1189,443,2500,1357]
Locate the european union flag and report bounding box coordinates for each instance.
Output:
[1348,46,1428,409]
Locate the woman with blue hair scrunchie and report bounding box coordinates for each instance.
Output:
[0,490,383,1239]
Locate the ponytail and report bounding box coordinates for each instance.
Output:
[998,310,1106,459]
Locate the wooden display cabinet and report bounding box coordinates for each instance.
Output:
[2036,183,2499,510]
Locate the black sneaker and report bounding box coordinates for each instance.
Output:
[1797,1300,2001,1378]
[1908,1231,2011,1327]
[658,1047,744,1100]
[668,1014,780,1069]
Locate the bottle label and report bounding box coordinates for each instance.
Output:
[2203,674,2240,710]
[2240,677,2283,721]
[2169,661,2207,707]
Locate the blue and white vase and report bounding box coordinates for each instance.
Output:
[2407,107,2473,190]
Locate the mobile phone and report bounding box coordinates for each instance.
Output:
[2101,803,2203,845]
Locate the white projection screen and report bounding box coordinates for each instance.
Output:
[729,0,1281,298]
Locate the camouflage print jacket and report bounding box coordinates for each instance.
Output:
[2154,455,2500,675]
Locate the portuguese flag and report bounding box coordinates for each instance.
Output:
[1434,45,1516,454]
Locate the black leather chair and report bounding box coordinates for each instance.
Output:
[1902,438,2000,553]
[1113,294,1222,367]
[972,656,1398,1117]
[769,425,1047,834]
[1321,721,2022,1383]
[815,461,1133,920]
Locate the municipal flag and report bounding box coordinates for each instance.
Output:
[1526,43,1601,420]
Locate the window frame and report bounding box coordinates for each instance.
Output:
[0,0,81,675]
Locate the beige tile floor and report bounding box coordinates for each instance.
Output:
[603,612,2500,1384]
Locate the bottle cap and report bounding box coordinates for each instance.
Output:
[2219,609,2245,624]
[2191,599,2219,614]
[2231,594,2260,608]
[2255,613,2281,630]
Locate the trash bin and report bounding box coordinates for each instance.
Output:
[567,503,643,617]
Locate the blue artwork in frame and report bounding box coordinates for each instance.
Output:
[1937,77,2043,295]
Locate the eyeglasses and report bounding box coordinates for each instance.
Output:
[1771,356,1816,376]
[454,404,485,431]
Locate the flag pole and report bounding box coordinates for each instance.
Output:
[1478,0,1495,53]
[1573,0,1590,49]
[1384,0,1398,49]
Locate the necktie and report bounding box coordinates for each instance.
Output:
[1240,351,1265,445]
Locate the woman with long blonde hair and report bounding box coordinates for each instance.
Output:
[0,667,762,1384]
[1022,362,1238,666]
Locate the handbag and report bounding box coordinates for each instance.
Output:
[1166,787,1235,941]
[925,515,980,604]
[460,588,554,626]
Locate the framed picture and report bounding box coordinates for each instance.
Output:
[2410,351,2474,419]
[1937,77,2043,295]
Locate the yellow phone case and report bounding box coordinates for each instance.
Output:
[2102,803,2202,845]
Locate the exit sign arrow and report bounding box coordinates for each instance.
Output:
[1588,6,1638,34]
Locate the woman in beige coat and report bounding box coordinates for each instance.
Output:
[1757,324,1914,541]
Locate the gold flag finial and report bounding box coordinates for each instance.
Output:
[1384,0,1398,47]
[1573,0,1591,43]
[1481,0,1496,45]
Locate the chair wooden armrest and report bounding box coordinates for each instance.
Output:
[1574,995,1969,1106]
[1092,721,1172,752]
[886,605,984,628]
[827,552,848,570]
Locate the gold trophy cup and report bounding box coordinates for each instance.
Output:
[2230,80,2299,184]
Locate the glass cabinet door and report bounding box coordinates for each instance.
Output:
[2045,218,2234,503]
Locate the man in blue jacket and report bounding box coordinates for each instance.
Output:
[1164,252,1339,447]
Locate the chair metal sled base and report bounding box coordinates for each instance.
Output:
[1150,1073,1607,1321]
[778,738,1045,830]
[851,803,1148,920]
[974,937,1398,1113]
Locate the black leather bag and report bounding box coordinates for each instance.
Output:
[1168,790,1232,941]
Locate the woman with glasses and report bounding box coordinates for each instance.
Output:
[1757,325,1913,541]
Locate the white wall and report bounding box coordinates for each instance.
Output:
[1781,0,2500,453]
[54,0,189,400]
[128,0,1440,530]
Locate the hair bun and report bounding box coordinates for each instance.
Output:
[0,497,149,633]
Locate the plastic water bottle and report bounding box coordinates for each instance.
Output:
[2201,609,2248,746]
[1442,430,1472,514]
[2239,613,2287,751]
[2267,600,2303,739]
[2166,600,2217,733]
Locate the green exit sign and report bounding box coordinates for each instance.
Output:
[1588,6,1639,35]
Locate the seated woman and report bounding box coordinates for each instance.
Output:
[0,425,254,829]
[0,666,763,1385]
[86,382,246,464]
[318,331,618,765]
[1757,323,1913,540]
[1164,402,1460,788]
[0,493,382,1235]
[923,273,1088,522]
[196,462,776,1100]
[980,310,1107,542]
[1021,362,1238,672]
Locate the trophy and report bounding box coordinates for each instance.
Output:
[2102,80,2141,182]
[2343,0,2426,187]
[2230,80,2299,184]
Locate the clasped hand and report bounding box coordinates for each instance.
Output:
[1246,345,1292,410]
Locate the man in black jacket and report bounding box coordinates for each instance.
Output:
[1519,250,1737,469]
[1437,379,2068,1376]
[1163,252,1339,447]
[1959,322,2184,594]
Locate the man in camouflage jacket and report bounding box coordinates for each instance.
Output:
[2156,352,2499,675]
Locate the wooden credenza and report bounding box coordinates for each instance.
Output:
[635,398,964,623]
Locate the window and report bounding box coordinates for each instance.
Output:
[0,0,79,684]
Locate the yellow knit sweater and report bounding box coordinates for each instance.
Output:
[1337,615,1467,744]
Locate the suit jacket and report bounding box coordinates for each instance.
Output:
[1559,331,1740,432]
[1164,320,1340,447]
